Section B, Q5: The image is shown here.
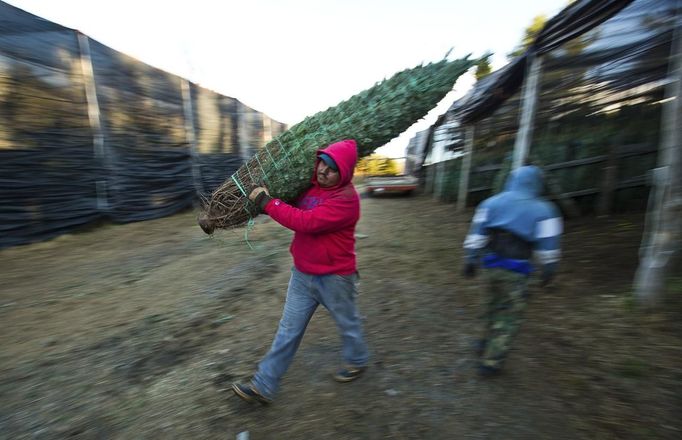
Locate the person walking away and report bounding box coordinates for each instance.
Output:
[232,139,369,404]
[462,165,562,376]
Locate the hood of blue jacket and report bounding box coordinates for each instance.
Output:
[504,165,543,197]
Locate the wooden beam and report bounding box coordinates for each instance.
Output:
[468,174,648,198]
[596,141,618,216]
[457,125,474,212]
[77,32,108,212]
[513,54,543,169]
[434,161,446,200]
[634,0,682,307]
[181,79,205,196]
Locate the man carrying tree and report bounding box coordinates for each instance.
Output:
[232,139,369,404]
[462,165,562,376]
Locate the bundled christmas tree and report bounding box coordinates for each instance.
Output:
[199,56,474,233]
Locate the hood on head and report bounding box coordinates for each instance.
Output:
[504,165,544,196]
[316,139,358,187]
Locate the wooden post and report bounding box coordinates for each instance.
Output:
[181,79,205,196]
[596,141,618,216]
[263,115,273,145]
[434,161,445,200]
[424,164,435,194]
[238,105,253,161]
[512,52,581,217]
[457,125,474,212]
[545,171,581,218]
[77,32,108,212]
[634,1,682,307]
[513,54,543,170]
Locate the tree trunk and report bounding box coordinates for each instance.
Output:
[634,2,682,307]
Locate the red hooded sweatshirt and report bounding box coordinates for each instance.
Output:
[263,139,360,275]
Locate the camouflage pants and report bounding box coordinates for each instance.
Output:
[480,268,529,369]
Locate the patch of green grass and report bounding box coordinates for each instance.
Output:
[630,424,660,438]
[616,358,649,379]
[562,374,591,395]
[621,295,637,313]
[666,276,682,295]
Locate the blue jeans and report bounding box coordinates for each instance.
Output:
[251,267,369,399]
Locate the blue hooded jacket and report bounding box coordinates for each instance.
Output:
[463,166,562,275]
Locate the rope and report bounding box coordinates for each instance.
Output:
[292,138,308,161]
[311,131,326,147]
[231,174,256,220]
[264,144,279,169]
[276,137,295,167]
[243,218,255,251]
[231,174,248,198]
[244,160,258,186]
[253,153,271,187]
[206,218,256,251]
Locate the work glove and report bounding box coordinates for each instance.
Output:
[463,262,477,279]
[249,187,272,213]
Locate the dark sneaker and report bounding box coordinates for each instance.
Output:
[231,382,272,405]
[333,366,366,383]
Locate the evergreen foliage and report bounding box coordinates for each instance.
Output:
[201,57,475,231]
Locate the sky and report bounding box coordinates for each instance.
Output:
[6,0,568,157]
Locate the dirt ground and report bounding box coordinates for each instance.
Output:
[1,193,680,440]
